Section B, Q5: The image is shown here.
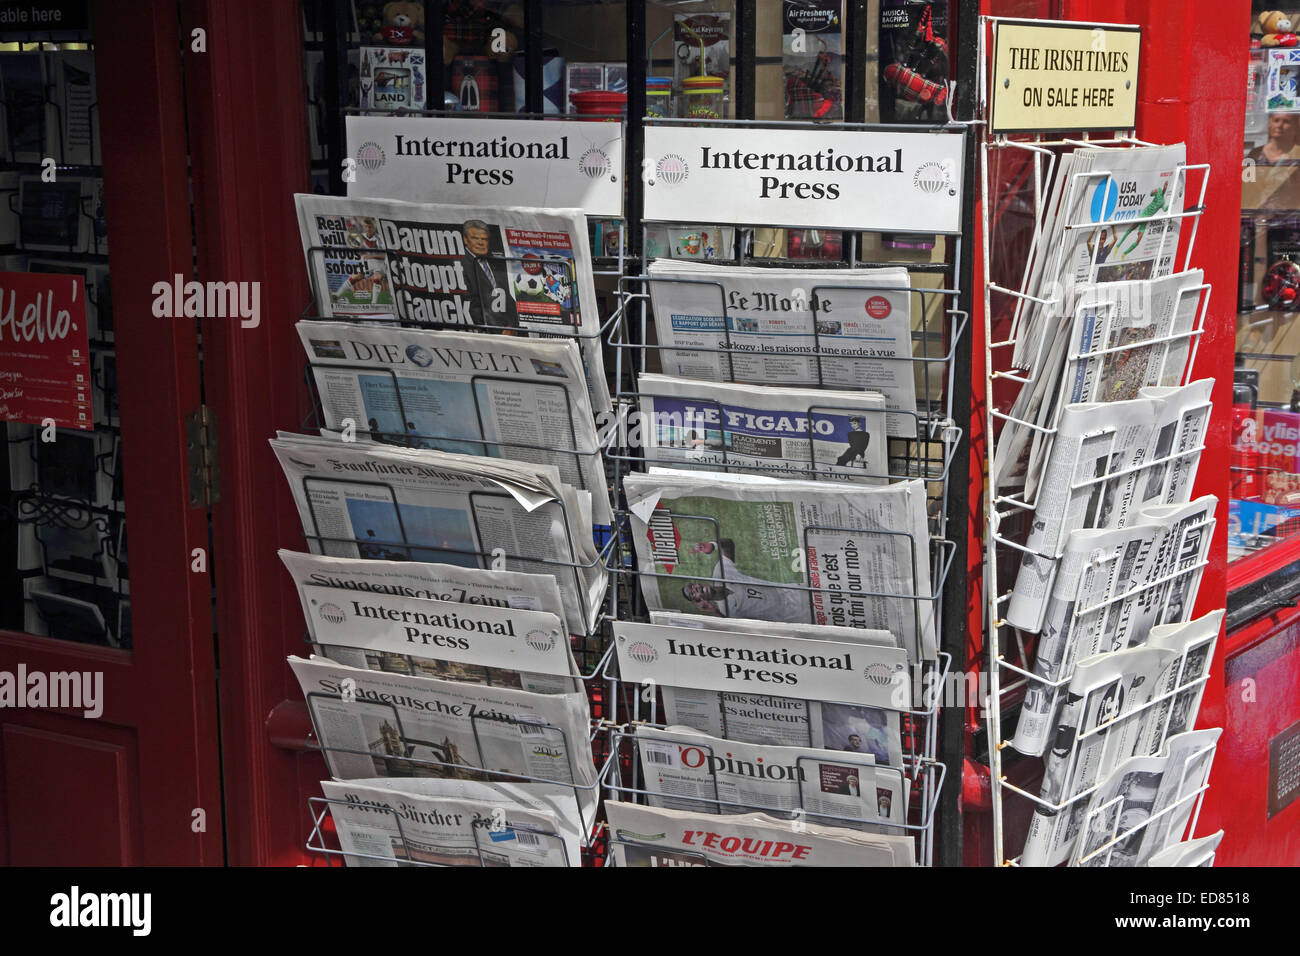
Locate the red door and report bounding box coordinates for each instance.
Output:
[0,0,223,866]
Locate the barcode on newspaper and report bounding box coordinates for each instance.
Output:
[514,831,541,847]
[641,742,678,768]
[516,716,546,737]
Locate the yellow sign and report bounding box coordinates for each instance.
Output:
[991,21,1141,134]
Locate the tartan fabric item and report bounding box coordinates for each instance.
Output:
[883,62,948,106]
[451,56,499,112]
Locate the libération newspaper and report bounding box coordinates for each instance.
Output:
[297,320,612,525]
[294,193,610,412]
[1011,495,1216,757]
[1019,613,1220,868]
[605,800,915,867]
[636,373,888,483]
[1005,379,1211,633]
[645,260,918,438]
[632,724,907,831]
[290,655,598,819]
[623,468,935,662]
[270,433,607,635]
[321,777,584,867]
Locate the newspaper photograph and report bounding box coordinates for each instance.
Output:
[294,192,610,411]
[290,655,597,818]
[1019,613,1220,867]
[298,320,612,524]
[298,581,582,697]
[605,800,915,867]
[646,260,918,438]
[635,373,888,483]
[278,549,570,636]
[1071,728,1220,867]
[321,778,579,867]
[623,469,935,661]
[270,433,606,635]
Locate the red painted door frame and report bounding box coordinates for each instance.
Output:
[0,0,224,866]
[179,0,321,865]
[966,0,1248,863]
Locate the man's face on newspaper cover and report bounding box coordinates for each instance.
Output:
[464,225,490,257]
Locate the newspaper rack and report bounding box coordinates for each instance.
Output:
[977,15,1223,867]
[299,689,612,865]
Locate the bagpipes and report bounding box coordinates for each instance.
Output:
[882,4,949,111]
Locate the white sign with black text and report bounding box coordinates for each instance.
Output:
[642,124,965,233]
[347,115,625,217]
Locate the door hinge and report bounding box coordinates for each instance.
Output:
[186,404,221,507]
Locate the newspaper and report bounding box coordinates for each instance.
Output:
[1019,613,1220,867]
[270,433,606,635]
[295,579,582,697]
[647,610,900,648]
[636,373,888,483]
[623,469,935,661]
[320,777,581,867]
[294,193,610,412]
[290,655,597,819]
[633,724,907,831]
[1001,270,1204,496]
[605,800,914,867]
[297,320,612,524]
[1005,380,1212,633]
[1071,728,1220,867]
[278,549,569,634]
[1015,144,1188,373]
[646,260,918,438]
[1011,496,1216,756]
[1144,830,1222,868]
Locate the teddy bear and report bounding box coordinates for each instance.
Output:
[1257,10,1300,47]
[380,1,425,46]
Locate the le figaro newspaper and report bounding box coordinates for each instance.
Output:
[294,193,610,412]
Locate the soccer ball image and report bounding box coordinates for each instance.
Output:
[516,271,547,297]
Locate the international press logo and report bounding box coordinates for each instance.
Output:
[654,153,689,187]
[628,642,659,665]
[526,629,558,653]
[579,147,612,181]
[319,603,346,625]
[863,663,896,686]
[912,161,953,196]
[356,141,386,172]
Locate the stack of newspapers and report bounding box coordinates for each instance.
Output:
[992,143,1224,866]
[274,195,620,867]
[605,259,939,867]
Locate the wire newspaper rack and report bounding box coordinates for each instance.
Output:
[299,690,616,867]
[589,136,969,864]
[977,15,1220,868]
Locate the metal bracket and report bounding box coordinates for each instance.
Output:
[186,404,220,507]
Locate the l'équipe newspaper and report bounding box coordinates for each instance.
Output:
[632,724,907,831]
[290,655,598,819]
[614,618,906,767]
[605,800,914,867]
[294,193,610,412]
[321,777,584,867]
[270,433,606,635]
[646,260,918,438]
[636,373,888,483]
[297,319,612,524]
[623,468,935,661]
